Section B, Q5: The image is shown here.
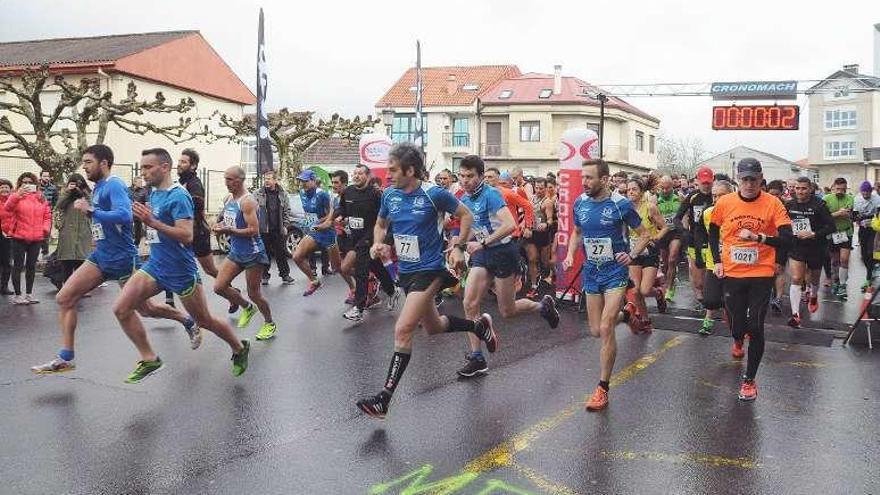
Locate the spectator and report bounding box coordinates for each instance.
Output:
[128,176,150,247]
[0,178,13,295]
[253,170,294,285]
[54,173,93,283]
[4,172,51,304]
[38,170,58,258]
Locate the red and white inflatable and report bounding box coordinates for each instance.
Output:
[556,128,600,299]
[358,134,393,186]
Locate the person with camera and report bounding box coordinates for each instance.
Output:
[54,173,94,283]
[4,172,51,304]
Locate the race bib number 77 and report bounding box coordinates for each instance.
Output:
[394,234,421,263]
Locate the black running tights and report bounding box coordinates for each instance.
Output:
[723,276,773,380]
[11,239,40,295]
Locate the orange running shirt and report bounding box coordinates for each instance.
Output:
[710,191,791,278]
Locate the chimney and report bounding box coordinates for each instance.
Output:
[553,65,562,95]
[446,74,457,95]
[843,63,860,74]
[874,23,880,77]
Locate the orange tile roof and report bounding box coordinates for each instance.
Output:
[376,65,520,108]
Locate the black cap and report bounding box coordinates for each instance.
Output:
[736,157,762,179]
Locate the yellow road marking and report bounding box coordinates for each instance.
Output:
[462,336,685,476]
[785,361,826,368]
[601,450,758,469]
[509,461,580,495]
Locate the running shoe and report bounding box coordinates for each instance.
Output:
[228,288,241,314]
[31,357,75,374]
[788,313,801,328]
[11,295,26,305]
[699,317,714,336]
[237,304,257,328]
[365,292,382,310]
[621,301,640,334]
[692,300,705,313]
[665,284,676,302]
[835,285,848,300]
[231,340,250,376]
[385,287,401,311]
[302,280,322,297]
[356,391,391,419]
[585,386,609,411]
[801,286,809,304]
[457,353,488,378]
[731,339,745,359]
[344,289,355,305]
[478,313,499,353]
[281,275,296,285]
[655,288,668,314]
[24,294,39,304]
[343,306,364,322]
[738,380,758,401]
[183,317,202,350]
[640,317,653,334]
[125,359,163,384]
[255,322,277,341]
[830,282,838,294]
[540,295,560,329]
[770,298,782,315]
[808,296,819,314]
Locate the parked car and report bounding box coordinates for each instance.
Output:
[213,192,311,257]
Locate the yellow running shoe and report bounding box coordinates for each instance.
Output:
[255,322,277,341]
[237,304,257,328]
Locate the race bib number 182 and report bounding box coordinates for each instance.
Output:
[792,218,811,234]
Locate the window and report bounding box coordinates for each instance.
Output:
[452,157,463,173]
[824,139,857,159]
[586,123,600,134]
[462,83,479,91]
[499,90,512,99]
[391,114,428,145]
[520,121,540,142]
[538,89,552,99]
[452,117,469,146]
[649,134,656,154]
[824,109,857,130]
[635,131,645,151]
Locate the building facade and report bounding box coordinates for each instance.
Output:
[701,146,805,183]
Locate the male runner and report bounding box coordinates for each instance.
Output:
[824,177,854,300]
[31,144,200,374]
[563,159,650,411]
[854,180,880,292]
[656,175,682,302]
[455,155,559,377]
[784,176,835,327]
[697,180,733,335]
[355,143,498,419]
[336,164,399,322]
[674,165,714,312]
[292,169,355,296]
[766,180,789,315]
[112,148,249,383]
[212,166,277,340]
[709,158,791,401]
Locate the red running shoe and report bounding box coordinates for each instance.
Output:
[585,386,609,411]
[731,339,745,359]
[738,380,757,401]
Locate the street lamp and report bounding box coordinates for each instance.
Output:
[581,89,608,158]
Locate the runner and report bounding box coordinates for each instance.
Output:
[625,175,670,331]
[336,164,400,322]
[331,170,356,304]
[355,143,498,419]
[823,177,854,300]
[853,180,880,292]
[455,155,559,378]
[563,159,650,412]
[766,180,788,315]
[524,177,555,298]
[674,165,714,312]
[292,169,355,297]
[31,145,201,374]
[709,158,792,401]
[656,175,682,302]
[212,166,276,341]
[784,176,835,328]
[112,148,249,383]
[698,180,734,335]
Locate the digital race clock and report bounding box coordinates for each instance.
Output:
[711,105,799,130]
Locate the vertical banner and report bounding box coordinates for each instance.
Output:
[413,40,424,153]
[255,8,274,174]
[359,134,393,187]
[555,128,600,298]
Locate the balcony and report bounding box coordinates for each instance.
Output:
[442,132,471,149]
[481,142,509,158]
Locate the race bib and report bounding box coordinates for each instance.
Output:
[145,227,160,244]
[223,211,236,228]
[394,234,421,263]
[304,213,319,227]
[348,217,364,230]
[792,218,811,234]
[663,213,675,226]
[90,222,105,241]
[831,231,849,244]
[693,205,705,222]
[473,226,489,243]
[583,237,613,263]
[730,246,758,265]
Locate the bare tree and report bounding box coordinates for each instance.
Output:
[0,66,209,180]
[656,133,711,177]
[218,108,378,190]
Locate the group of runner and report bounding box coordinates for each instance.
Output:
[25,140,877,414]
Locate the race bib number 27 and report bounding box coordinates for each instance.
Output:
[583,237,613,263]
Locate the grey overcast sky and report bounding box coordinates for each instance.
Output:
[2,0,879,161]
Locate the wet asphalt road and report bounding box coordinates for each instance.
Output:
[0,259,878,494]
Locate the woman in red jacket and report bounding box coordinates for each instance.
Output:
[4,172,51,305]
[0,178,13,295]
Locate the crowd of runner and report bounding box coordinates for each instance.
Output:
[7,141,880,415]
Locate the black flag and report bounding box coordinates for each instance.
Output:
[413,40,424,152]
[256,8,273,173]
